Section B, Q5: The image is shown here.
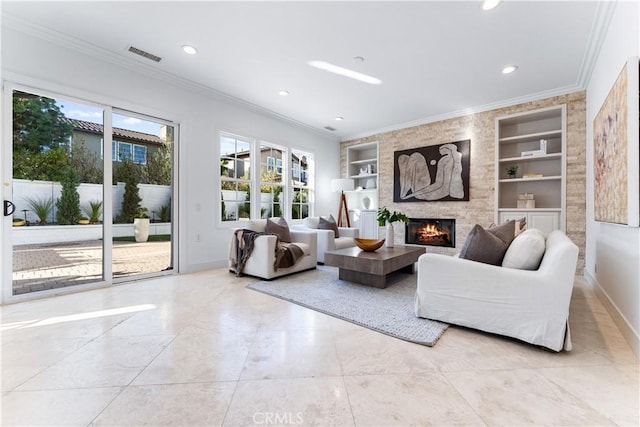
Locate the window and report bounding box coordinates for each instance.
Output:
[118,142,132,161]
[260,143,286,218]
[112,141,147,164]
[291,149,313,219]
[220,133,252,221]
[133,145,147,165]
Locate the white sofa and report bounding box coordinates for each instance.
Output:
[292,216,359,263]
[228,219,317,280]
[414,230,579,351]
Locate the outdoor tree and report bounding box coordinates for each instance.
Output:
[13,146,70,182]
[144,142,172,185]
[12,92,73,181]
[13,92,72,154]
[115,159,142,223]
[56,167,81,225]
[71,137,103,184]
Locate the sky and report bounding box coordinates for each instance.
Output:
[57,99,163,137]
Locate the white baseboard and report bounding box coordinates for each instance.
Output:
[181,259,227,274]
[584,271,640,358]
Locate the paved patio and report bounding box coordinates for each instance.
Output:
[12,240,172,295]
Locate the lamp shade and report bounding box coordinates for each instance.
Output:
[331,178,354,192]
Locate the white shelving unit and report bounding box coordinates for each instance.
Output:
[495,106,566,236]
[346,141,379,238]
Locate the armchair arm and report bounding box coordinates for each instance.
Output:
[290,229,317,262]
[338,227,359,238]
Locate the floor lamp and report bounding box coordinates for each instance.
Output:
[331,178,354,227]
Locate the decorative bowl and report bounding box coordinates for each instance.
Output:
[354,238,385,252]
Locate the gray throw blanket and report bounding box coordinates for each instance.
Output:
[230,229,305,276]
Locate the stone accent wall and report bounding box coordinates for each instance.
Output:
[341,91,586,272]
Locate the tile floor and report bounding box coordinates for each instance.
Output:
[1,267,638,426]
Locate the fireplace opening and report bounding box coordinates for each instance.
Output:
[405,218,455,248]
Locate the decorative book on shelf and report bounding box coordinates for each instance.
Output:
[523,173,544,179]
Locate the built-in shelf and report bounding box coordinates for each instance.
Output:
[499,153,562,163]
[499,175,562,183]
[349,158,377,165]
[495,105,566,235]
[349,173,377,179]
[499,129,562,144]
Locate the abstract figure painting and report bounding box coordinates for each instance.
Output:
[394,140,470,202]
[593,57,639,226]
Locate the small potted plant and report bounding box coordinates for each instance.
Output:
[506,165,518,179]
[134,206,150,242]
[377,206,409,248]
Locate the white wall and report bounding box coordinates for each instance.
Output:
[0,25,340,279]
[585,0,640,355]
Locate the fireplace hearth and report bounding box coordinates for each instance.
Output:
[405,218,455,248]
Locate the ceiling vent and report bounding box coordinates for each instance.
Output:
[324,126,337,132]
[128,46,162,63]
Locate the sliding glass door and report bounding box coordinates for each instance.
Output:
[9,90,106,295]
[2,85,177,301]
[111,111,174,279]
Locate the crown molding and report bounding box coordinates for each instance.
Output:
[576,1,617,89]
[2,13,339,142]
[341,84,584,142]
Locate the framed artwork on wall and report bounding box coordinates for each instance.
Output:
[393,139,470,202]
[593,57,639,226]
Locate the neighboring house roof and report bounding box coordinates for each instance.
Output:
[62,117,164,146]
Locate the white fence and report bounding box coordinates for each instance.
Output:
[12,179,171,224]
[12,222,172,245]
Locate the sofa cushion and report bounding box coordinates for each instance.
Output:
[459,224,510,265]
[247,219,266,233]
[502,228,546,270]
[302,216,320,229]
[266,217,291,242]
[318,215,340,238]
[293,242,311,256]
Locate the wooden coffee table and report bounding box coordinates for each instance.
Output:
[324,245,426,288]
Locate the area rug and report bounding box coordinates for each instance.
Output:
[246,267,448,346]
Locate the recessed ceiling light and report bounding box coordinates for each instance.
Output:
[278,90,290,96]
[335,117,344,121]
[482,0,502,11]
[353,56,364,63]
[182,45,198,55]
[502,65,518,74]
[307,60,382,85]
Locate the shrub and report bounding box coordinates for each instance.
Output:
[56,168,81,225]
[24,196,53,224]
[83,200,103,223]
[158,204,171,222]
[115,159,142,223]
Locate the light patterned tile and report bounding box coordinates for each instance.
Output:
[92,382,236,426]
[445,368,615,426]
[224,377,354,426]
[1,387,122,426]
[344,373,485,426]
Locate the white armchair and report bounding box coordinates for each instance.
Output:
[229,219,317,280]
[414,230,579,351]
[293,216,359,263]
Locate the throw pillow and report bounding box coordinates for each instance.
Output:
[502,228,546,270]
[266,217,291,243]
[318,215,340,238]
[459,224,510,265]
[487,220,517,246]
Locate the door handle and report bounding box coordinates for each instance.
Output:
[4,200,16,216]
